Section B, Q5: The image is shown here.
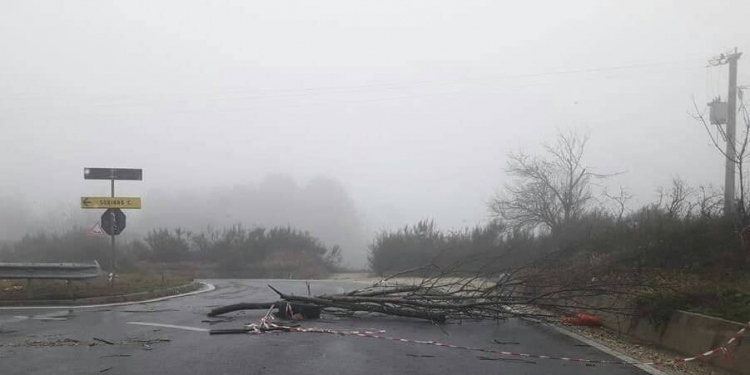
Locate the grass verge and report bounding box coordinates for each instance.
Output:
[0,273,193,301]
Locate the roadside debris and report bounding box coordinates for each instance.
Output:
[493,340,519,345]
[201,317,236,325]
[2,337,81,347]
[93,337,115,345]
[560,312,601,327]
[130,338,171,344]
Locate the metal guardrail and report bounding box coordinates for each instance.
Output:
[0,260,101,280]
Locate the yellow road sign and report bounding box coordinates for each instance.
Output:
[81,197,141,209]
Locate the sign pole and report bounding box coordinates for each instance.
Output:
[82,167,141,286]
[110,178,116,284]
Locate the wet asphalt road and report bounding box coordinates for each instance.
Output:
[0,279,649,375]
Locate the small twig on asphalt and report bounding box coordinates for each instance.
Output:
[131,338,171,344]
[99,367,113,373]
[101,354,132,358]
[93,338,115,345]
[201,317,236,325]
[406,353,436,358]
[493,340,520,345]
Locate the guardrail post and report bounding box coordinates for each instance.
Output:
[26,278,33,299]
[66,280,73,299]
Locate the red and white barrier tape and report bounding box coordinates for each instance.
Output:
[246,309,748,367]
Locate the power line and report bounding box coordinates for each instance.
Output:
[0,64,707,119]
[0,57,709,104]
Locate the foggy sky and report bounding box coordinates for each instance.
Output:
[1,1,749,265]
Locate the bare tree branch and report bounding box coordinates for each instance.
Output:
[490,130,613,235]
[603,186,632,222]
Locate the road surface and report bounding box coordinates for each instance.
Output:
[0,279,649,375]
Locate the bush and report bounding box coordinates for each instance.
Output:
[634,287,750,325]
[144,224,342,277]
[145,228,192,262]
[0,224,342,278]
[0,229,108,264]
[367,206,745,276]
[0,229,147,272]
[368,220,518,275]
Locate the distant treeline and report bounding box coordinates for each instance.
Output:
[368,193,741,276]
[370,131,747,276]
[0,173,368,267]
[0,224,342,279]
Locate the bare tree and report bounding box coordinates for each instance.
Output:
[603,186,633,222]
[490,130,611,235]
[655,177,695,218]
[696,185,723,218]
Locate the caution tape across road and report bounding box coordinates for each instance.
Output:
[242,310,750,367]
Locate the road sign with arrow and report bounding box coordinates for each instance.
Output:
[81,196,141,209]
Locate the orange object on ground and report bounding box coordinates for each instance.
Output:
[560,312,602,326]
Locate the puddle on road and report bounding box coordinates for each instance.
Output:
[1,310,75,323]
[0,315,30,324]
[32,310,74,321]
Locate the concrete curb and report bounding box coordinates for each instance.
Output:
[547,323,669,375]
[0,281,216,310]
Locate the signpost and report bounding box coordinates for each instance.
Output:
[81,197,141,209]
[82,168,142,281]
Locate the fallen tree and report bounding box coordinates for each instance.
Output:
[209,253,652,323]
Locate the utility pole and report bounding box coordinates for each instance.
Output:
[709,48,743,216]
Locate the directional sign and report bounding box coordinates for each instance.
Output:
[101,208,126,236]
[81,197,141,209]
[84,168,142,181]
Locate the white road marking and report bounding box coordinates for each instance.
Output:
[127,322,208,332]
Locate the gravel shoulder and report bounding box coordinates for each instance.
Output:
[561,325,735,375]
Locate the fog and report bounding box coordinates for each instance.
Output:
[1,1,748,266]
